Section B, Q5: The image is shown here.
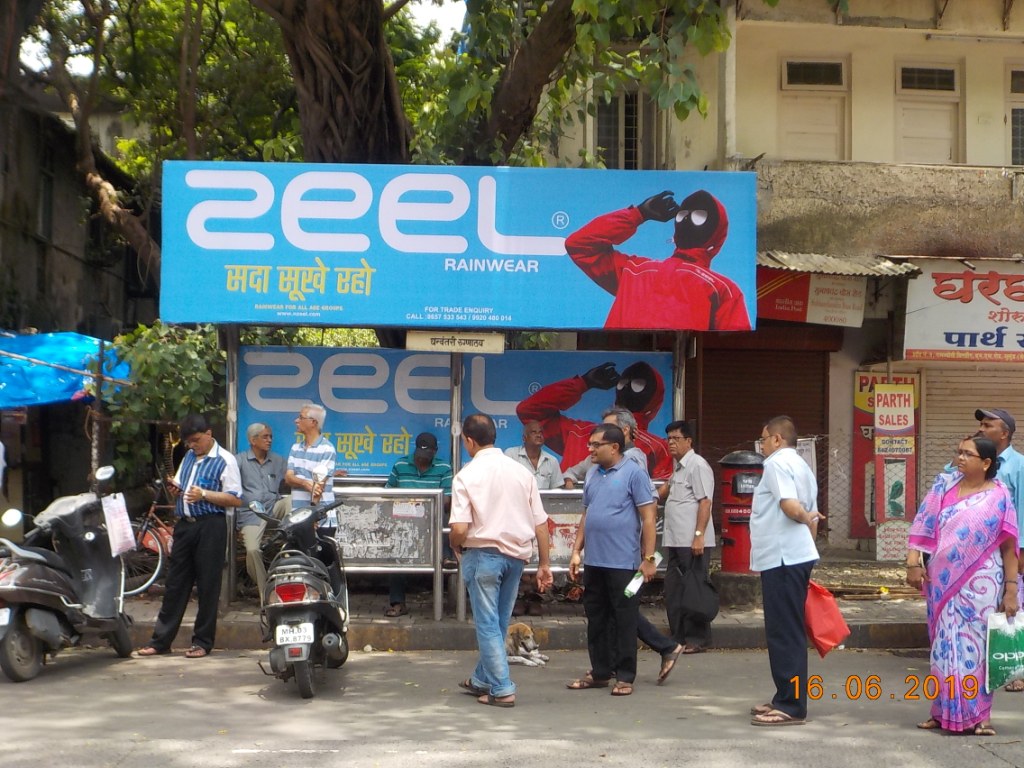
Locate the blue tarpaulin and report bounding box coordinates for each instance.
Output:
[0,332,128,409]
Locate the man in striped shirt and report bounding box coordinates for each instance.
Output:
[285,402,337,530]
[136,413,242,659]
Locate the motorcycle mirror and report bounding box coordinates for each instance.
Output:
[249,501,267,515]
[1,508,23,527]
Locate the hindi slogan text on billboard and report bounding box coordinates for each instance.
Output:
[239,348,673,477]
[162,162,756,331]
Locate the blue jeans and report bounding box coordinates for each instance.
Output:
[462,547,524,698]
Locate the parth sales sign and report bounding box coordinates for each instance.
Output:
[905,259,1024,362]
[160,162,756,331]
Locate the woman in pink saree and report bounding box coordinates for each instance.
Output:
[907,435,1019,735]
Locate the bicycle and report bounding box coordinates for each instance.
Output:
[122,492,176,597]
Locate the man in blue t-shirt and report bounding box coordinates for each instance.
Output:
[566,423,657,697]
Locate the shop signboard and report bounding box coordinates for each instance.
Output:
[905,259,1024,362]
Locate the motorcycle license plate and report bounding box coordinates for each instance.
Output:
[275,622,314,645]
[0,607,9,626]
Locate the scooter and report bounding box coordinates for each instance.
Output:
[252,495,350,699]
[0,466,134,682]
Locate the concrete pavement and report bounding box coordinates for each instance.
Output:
[124,555,928,652]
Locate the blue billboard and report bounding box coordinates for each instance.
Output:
[163,162,756,331]
[238,348,673,477]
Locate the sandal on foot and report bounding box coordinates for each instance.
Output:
[751,709,805,726]
[657,645,684,686]
[478,693,515,708]
[384,603,408,617]
[610,681,634,696]
[973,723,996,736]
[750,703,775,716]
[566,674,610,690]
[184,645,209,658]
[916,718,942,730]
[134,646,167,657]
[1004,678,1024,692]
[681,644,706,654]
[458,679,488,696]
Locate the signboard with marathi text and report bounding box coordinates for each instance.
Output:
[872,383,917,562]
[850,371,920,539]
[905,259,1024,362]
[756,267,866,327]
[161,162,756,331]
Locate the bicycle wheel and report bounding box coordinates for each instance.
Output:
[122,520,165,596]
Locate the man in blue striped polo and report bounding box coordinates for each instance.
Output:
[285,402,337,532]
[137,413,242,659]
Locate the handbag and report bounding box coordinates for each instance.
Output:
[804,580,850,658]
[665,554,719,628]
[986,612,1024,693]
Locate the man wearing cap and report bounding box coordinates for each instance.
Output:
[505,420,567,490]
[383,431,454,617]
[975,407,1024,692]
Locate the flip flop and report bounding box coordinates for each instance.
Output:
[384,603,408,617]
[916,718,941,730]
[973,723,996,736]
[750,703,774,716]
[458,679,488,696]
[134,646,168,657]
[751,709,805,726]
[657,645,684,685]
[681,644,706,654]
[610,681,634,696]
[566,675,611,690]
[1004,679,1024,692]
[478,694,515,708]
[184,645,209,658]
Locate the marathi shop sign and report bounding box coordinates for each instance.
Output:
[161,162,756,331]
[905,259,1024,362]
[757,267,866,327]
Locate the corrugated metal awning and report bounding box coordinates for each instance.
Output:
[758,251,920,277]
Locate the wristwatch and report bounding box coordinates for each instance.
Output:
[694,530,704,536]
[643,554,657,563]
[201,489,207,500]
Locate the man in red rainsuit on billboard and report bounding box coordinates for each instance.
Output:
[516,360,673,480]
[566,189,752,331]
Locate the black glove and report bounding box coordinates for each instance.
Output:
[581,362,619,390]
[636,190,679,222]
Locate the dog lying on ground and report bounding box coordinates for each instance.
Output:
[506,622,549,667]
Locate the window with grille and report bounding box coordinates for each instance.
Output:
[782,59,846,91]
[594,91,657,170]
[1010,66,1024,165]
[897,64,959,96]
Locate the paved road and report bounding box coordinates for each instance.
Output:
[5,647,1023,767]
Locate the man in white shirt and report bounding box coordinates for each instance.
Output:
[504,420,566,490]
[749,415,821,727]
[659,419,716,653]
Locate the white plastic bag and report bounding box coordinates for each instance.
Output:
[101,492,135,557]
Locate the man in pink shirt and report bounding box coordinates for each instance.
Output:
[450,413,554,708]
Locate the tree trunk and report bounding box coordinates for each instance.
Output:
[466,0,578,164]
[0,0,45,99]
[252,0,410,164]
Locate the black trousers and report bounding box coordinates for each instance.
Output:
[149,514,227,652]
[761,560,816,719]
[666,546,712,648]
[583,565,640,683]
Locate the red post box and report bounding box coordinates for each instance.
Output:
[718,450,764,574]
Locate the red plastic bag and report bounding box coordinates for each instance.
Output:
[804,580,850,658]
